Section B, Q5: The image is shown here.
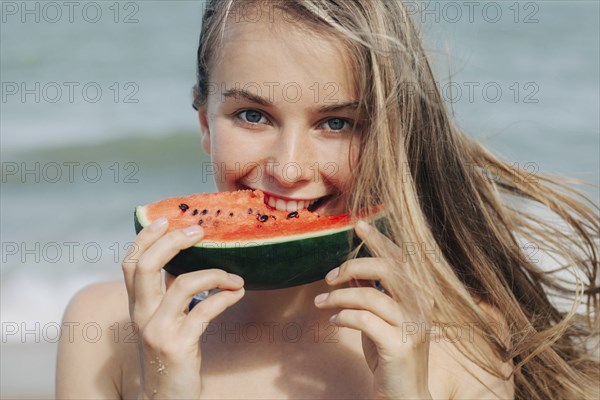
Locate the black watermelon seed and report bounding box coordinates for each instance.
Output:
[198,219,204,225]
[229,212,234,217]
[287,211,299,219]
[192,209,199,216]
[258,214,269,222]
[247,208,253,214]
[201,209,208,215]
[179,203,189,212]
[216,209,221,216]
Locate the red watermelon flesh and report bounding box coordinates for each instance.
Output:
[136,190,359,244]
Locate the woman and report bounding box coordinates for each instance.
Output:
[56,1,599,398]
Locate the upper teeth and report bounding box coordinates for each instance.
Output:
[265,194,319,212]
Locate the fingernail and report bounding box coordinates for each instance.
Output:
[357,220,370,232]
[228,273,244,284]
[314,293,329,304]
[325,267,339,281]
[329,313,338,323]
[183,225,203,236]
[149,216,168,232]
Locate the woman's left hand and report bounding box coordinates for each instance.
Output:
[314,220,434,400]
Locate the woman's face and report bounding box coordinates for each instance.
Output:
[197,14,360,216]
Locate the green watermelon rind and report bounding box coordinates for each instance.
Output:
[133,207,385,290]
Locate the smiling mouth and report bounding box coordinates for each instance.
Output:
[238,185,334,213]
[264,192,334,213]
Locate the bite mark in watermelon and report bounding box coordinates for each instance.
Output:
[134,189,383,290]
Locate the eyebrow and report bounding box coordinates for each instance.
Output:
[222,88,359,113]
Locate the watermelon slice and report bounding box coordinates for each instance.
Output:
[134,190,384,290]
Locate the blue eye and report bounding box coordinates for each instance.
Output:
[238,110,266,124]
[321,118,351,132]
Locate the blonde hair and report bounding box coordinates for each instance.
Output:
[194,1,599,398]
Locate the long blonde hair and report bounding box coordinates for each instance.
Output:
[194,1,599,398]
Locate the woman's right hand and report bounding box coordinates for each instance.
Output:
[122,217,245,399]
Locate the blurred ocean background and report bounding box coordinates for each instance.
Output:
[1,1,598,397]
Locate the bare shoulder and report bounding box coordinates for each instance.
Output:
[65,280,129,317]
[429,300,515,400]
[56,280,136,399]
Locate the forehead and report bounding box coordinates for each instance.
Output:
[210,15,357,105]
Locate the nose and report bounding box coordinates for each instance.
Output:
[266,126,315,188]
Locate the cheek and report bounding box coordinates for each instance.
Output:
[209,122,263,186]
[320,138,358,189]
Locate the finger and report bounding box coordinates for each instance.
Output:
[133,226,205,310]
[326,258,393,292]
[329,309,398,355]
[182,287,246,337]
[355,219,400,256]
[315,287,402,326]
[157,269,244,316]
[122,216,169,304]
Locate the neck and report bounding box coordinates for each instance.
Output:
[225,279,338,327]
